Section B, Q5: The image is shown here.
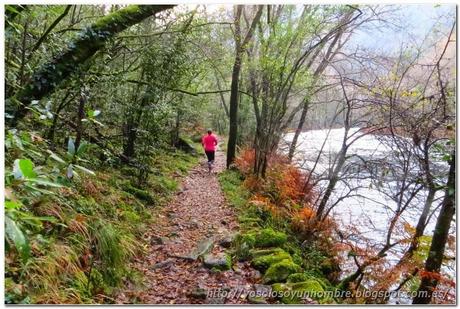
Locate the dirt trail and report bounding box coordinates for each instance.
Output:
[116,147,259,304]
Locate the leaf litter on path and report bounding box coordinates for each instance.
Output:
[115,149,259,304]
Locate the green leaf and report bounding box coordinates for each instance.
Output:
[24,184,55,195]
[5,215,30,263]
[68,138,75,156]
[76,142,89,156]
[74,164,96,176]
[6,5,20,14]
[27,178,63,188]
[46,150,66,164]
[5,200,21,210]
[13,159,37,179]
[89,118,104,127]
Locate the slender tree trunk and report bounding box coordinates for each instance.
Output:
[227,5,263,168]
[47,90,75,147]
[9,5,174,126]
[413,153,455,304]
[316,148,347,219]
[405,187,436,257]
[227,53,242,168]
[73,91,86,162]
[288,98,309,160]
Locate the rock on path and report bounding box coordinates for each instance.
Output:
[115,148,257,304]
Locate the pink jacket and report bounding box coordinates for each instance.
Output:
[202,134,218,151]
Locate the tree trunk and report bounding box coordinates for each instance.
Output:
[413,153,455,304]
[226,5,263,168]
[73,91,86,162]
[227,53,242,168]
[316,146,347,220]
[288,98,309,160]
[405,186,436,257]
[9,5,174,126]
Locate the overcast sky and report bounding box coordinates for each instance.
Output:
[350,4,456,53]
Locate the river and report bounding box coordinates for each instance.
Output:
[281,128,455,304]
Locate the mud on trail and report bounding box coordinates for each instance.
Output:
[116,148,260,304]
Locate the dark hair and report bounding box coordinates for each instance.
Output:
[207,130,212,134]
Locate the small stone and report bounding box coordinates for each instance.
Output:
[206,297,226,304]
[189,219,200,229]
[219,234,235,248]
[247,296,268,304]
[254,284,272,297]
[188,237,215,260]
[188,287,207,299]
[150,258,174,270]
[150,235,165,245]
[203,253,232,271]
[253,270,262,280]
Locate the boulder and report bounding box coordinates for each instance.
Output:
[203,253,232,271]
[271,278,332,304]
[219,234,236,248]
[251,249,292,272]
[254,228,287,248]
[175,137,196,154]
[263,259,301,284]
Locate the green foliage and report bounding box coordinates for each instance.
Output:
[4,124,196,303]
[5,215,30,263]
[92,221,136,286]
[122,183,155,204]
[218,170,251,209]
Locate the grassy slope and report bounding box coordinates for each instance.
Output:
[5,149,198,304]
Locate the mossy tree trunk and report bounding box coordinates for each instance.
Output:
[9,5,175,126]
[413,153,455,304]
[226,5,263,168]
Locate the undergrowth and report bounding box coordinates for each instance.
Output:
[218,152,342,304]
[4,130,198,304]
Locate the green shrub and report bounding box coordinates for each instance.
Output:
[92,221,135,286]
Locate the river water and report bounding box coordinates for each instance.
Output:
[281,128,455,304]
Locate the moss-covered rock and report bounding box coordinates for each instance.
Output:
[263,259,301,284]
[287,273,311,283]
[233,232,257,260]
[255,228,287,248]
[203,253,232,271]
[271,283,298,304]
[252,249,292,272]
[249,247,286,258]
[291,280,334,304]
[271,278,332,304]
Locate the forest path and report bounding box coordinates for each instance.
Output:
[116,147,259,304]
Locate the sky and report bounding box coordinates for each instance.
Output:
[350,4,456,53]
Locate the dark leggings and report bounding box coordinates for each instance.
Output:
[205,151,215,162]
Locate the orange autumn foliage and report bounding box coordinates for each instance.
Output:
[234,148,339,241]
[235,148,316,207]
